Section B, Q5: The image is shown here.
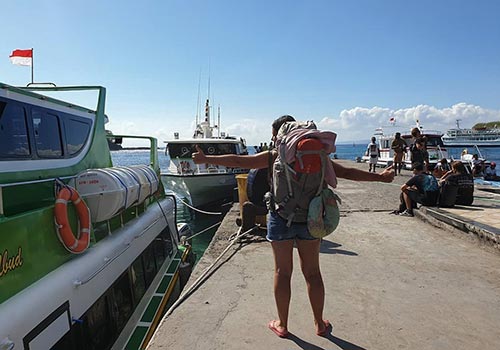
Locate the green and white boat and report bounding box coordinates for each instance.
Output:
[0,83,193,350]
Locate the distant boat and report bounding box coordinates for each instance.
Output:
[362,121,449,170]
[442,120,500,147]
[161,99,248,207]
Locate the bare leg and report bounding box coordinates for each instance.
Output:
[296,239,327,334]
[270,240,294,333]
[402,191,413,212]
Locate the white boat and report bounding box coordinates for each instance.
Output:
[362,122,449,170]
[161,99,248,207]
[442,120,500,147]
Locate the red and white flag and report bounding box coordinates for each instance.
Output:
[9,49,33,66]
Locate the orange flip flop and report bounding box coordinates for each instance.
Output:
[268,320,289,338]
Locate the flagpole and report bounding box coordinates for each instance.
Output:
[31,48,34,84]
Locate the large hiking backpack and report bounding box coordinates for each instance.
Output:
[269,121,338,229]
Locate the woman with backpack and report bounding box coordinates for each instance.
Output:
[192,115,395,338]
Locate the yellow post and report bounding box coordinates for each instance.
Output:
[235,174,267,227]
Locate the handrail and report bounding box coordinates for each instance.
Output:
[0,175,76,188]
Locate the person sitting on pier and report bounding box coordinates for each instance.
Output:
[433,158,451,178]
[484,162,499,181]
[471,154,484,177]
[192,114,394,338]
[439,161,474,205]
[398,162,439,217]
[237,167,269,233]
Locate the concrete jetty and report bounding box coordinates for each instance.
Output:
[148,160,500,350]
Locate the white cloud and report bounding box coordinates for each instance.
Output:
[107,103,500,147]
[315,103,500,143]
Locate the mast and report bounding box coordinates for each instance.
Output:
[218,105,221,138]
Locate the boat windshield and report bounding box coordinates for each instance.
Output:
[167,143,237,158]
[424,136,444,147]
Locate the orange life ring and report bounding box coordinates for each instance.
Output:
[54,186,91,254]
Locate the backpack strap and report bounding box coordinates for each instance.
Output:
[316,150,327,196]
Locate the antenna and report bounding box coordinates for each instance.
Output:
[196,68,201,126]
[218,105,221,138]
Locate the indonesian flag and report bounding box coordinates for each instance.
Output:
[9,49,33,66]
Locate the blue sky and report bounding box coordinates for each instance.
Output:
[2,0,500,145]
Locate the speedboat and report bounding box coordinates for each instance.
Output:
[161,99,248,207]
[0,83,194,350]
[362,121,449,170]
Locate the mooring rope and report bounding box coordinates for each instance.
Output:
[173,194,223,216]
[182,221,222,241]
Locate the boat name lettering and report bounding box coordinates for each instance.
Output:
[0,247,23,278]
[78,179,99,185]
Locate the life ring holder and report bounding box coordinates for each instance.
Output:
[54,184,91,254]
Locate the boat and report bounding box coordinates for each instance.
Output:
[442,120,500,147]
[0,83,194,350]
[362,121,449,170]
[161,98,248,207]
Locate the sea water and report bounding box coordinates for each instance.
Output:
[111,145,500,262]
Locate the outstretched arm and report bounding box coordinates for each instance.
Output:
[332,161,394,183]
[192,145,274,169]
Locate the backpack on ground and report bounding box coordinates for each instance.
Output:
[421,174,439,206]
[246,168,269,207]
[268,121,340,238]
[438,181,458,207]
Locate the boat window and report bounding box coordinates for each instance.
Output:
[111,271,134,333]
[0,100,30,158]
[425,137,444,147]
[64,116,91,155]
[32,109,63,158]
[131,256,147,304]
[81,296,114,350]
[143,244,158,288]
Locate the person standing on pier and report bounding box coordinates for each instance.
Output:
[365,136,380,172]
[391,132,407,175]
[192,115,394,338]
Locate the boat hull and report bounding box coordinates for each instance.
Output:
[161,172,237,207]
[0,198,180,350]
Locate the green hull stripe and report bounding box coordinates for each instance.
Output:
[167,258,181,274]
[125,326,148,350]
[141,296,162,323]
[156,275,173,294]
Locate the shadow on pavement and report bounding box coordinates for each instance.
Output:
[320,240,358,256]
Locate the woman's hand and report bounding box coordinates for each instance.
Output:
[192,145,206,164]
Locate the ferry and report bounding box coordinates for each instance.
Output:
[0,83,194,350]
[162,99,248,207]
[442,120,500,147]
[362,122,449,170]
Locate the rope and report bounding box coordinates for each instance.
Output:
[182,221,222,241]
[173,194,223,216]
[163,225,257,319]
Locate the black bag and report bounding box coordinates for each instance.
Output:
[246,168,269,207]
[438,182,458,207]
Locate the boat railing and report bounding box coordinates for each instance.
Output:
[107,135,160,173]
[0,175,77,216]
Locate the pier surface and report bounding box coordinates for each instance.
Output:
[148,160,500,350]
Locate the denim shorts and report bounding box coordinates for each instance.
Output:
[266,211,317,242]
